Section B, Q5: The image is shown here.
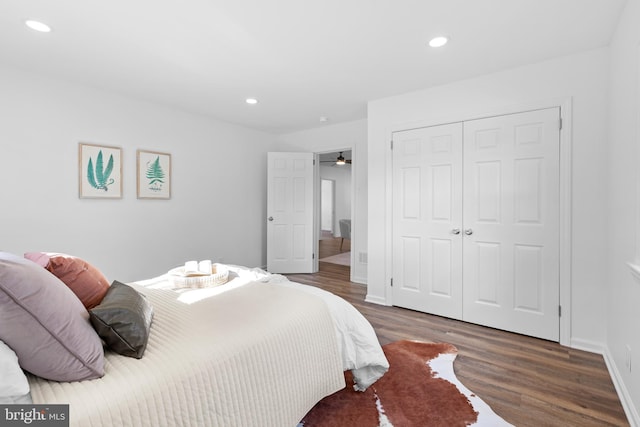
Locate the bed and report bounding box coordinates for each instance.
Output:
[0,253,389,427]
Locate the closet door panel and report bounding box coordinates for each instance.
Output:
[392,123,463,319]
[462,108,560,341]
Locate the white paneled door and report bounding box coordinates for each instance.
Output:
[392,108,561,341]
[267,152,314,273]
[392,122,464,319]
[462,108,560,341]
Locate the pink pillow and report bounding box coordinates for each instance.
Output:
[24,252,109,310]
[0,252,104,381]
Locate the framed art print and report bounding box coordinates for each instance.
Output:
[79,143,123,199]
[137,150,171,199]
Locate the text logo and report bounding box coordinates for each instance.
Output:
[1,405,68,426]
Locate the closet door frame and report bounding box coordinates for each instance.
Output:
[385,98,573,346]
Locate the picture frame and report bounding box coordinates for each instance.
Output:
[137,150,171,199]
[78,143,123,199]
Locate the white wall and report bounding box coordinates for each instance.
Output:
[607,0,640,423]
[0,65,277,282]
[276,119,368,283]
[367,49,610,347]
[319,165,352,236]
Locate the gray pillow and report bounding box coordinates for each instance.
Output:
[0,252,104,381]
[89,281,154,359]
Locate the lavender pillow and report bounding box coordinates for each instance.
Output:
[0,252,104,381]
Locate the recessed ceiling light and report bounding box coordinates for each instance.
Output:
[319,116,329,123]
[25,20,51,33]
[245,98,258,105]
[428,36,448,48]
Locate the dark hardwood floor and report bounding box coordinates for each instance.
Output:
[285,237,629,427]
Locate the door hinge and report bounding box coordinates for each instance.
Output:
[559,118,563,130]
[559,305,562,317]
[390,140,394,150]
[313,159,316,165]
[312,253,315,259]
[390,278,393,287]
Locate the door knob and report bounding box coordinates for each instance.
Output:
[268,216,274,221]
[451,228,461,235]
[464,228,473,235]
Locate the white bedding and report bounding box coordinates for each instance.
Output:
[28,265,389,427]
[225,266,389,391]
[152,264,389,390]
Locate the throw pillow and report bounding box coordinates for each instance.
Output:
[0,252,104,381]
[24,252,109,310]
[89,281,154,359]
[0,340,30,402]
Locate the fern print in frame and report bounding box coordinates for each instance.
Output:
[145,156,165,191]
[79,143,122,199]
[137,150,171,199]
[87,150,115,191]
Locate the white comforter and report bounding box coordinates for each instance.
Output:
[28,265,389,427]
[220,265,389,391]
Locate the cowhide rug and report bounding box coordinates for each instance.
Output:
[299,340,513,427]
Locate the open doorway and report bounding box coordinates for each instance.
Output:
[317,150,352,271]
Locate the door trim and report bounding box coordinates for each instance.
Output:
[384,98,573,346]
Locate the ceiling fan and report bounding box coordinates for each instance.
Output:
[320,152,352,165]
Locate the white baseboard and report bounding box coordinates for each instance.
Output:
[570,337,605,354]
[602,348,640,427]
[364,294,388,306]
[350,275,367,285]
[570,338,638,426]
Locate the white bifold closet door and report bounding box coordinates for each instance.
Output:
[392,122,464,319]
[392,108,560,341]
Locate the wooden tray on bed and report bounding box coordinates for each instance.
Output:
[167,264,229,288]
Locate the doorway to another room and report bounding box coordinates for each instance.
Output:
[318,151,352,271]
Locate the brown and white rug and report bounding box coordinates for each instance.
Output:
[300,340,513,427]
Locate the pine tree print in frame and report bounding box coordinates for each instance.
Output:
[79,143,123,198]
[137,150,171,199]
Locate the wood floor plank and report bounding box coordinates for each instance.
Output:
[285,237,630,427]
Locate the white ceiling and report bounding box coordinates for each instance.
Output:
[0,0,627,134]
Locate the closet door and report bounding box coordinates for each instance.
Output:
[392,123,464,319]
[462,108,560,341]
